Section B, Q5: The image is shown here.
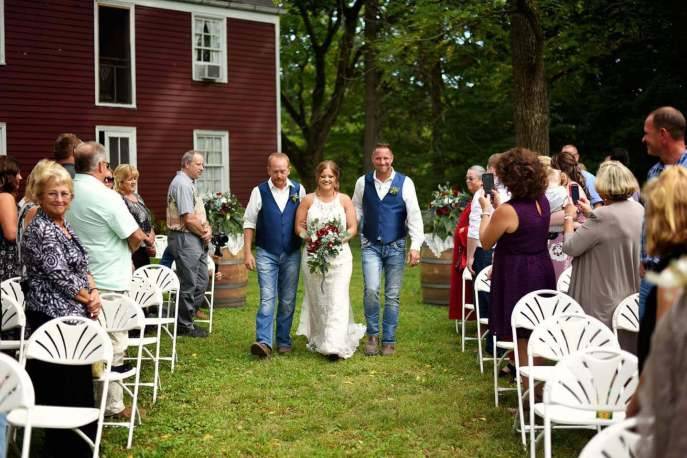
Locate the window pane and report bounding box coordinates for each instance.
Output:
[120,138,130,164]
[99,6,132,104]
[108,137,119,168]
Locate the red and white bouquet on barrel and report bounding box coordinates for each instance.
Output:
[306,218,349,289]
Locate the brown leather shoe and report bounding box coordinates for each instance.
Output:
[365,335,379,356]
[250,342,272,358]
[382,343,396,356]
[277,346,292,355]
[107,405,133,420]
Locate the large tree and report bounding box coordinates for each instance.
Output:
[280,0,366,188]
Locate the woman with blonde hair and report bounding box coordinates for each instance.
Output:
[113,164,155,269]
[295,160,364,360]
[562,161,643,343]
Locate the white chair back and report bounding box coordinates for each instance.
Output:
[98,293,145,333]
[1,277,24,309]
[528,314,619,362]
[556,266,572,293]
[25,316,113,366]
[474,265,491,293]
[154,235,168,257]
[511,289,584,332]
[462,267,472,281]
[578,418,641,458]
[612,293,640,337]
[127,276,163,310]
[544,347,638,413]
[1,295,27,361]
[0,352,34,458]
[133,264,180,294]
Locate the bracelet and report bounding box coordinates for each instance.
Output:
[481,213,492,218]
[298,231,308,239]
[88,287,98,293]
[563,215,574,221]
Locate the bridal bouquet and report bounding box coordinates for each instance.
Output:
[305,218,349,281]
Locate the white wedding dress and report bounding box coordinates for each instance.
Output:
[296,194,366,359]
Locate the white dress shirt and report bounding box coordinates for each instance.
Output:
[467,184,511,248]
[352,169,425,251]
[243,178,307,230]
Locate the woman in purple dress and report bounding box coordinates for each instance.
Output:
[478,147,555,367]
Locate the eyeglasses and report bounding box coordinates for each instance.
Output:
[46,191,72,200]
[104,177,114,184]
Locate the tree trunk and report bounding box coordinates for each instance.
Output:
[509,0,549,155]
[363,0,381,170]
[429,58,444,159]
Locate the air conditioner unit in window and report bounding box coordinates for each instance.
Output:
[198,63,221,81]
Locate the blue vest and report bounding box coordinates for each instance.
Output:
[255,181,302,255]
[362,172,407,243]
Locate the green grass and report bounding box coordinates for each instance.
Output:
[99,245,592,457]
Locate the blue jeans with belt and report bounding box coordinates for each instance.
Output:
[362,237,406,344]
[255,247,301,350]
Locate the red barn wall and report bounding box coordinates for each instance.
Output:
[0,1,278,218]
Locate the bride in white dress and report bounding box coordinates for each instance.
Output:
[295,161,366,360]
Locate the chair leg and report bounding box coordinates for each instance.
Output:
[516,368,527,448]
[493,336,499,407]
[544,414,552,458]
[170,295,179,372]
[20,424,31,458]
[529,376,537,458]
[477,319,484,374]
[208,272,215,334]
[153,324,162,403]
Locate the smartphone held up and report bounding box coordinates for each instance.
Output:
[482,173,494,197]
[570,183,580,205]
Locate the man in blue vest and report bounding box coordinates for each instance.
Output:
[352,143,424,356]
[243,153,306,358]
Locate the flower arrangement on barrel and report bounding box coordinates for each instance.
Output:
[305,218,349,292]
[420,183,470,306]
[204,191,245,256]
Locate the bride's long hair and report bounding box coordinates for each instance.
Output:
[316,160,340,191]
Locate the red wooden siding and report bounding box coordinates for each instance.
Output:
[0,1,278,218]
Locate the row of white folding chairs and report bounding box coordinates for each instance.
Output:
[0,296,144,457]
[153,234,216,333]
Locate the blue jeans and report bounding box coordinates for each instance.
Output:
[638,277,654,321]
[255,247,301,349]
[362,238,406,344]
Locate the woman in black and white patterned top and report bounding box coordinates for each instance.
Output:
[114,164,156,269]
[20,161,101,457]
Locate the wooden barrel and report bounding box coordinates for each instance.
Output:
[420,245,453,305]
[214,248,248,308]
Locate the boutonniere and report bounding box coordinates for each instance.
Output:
[389,186,400,196]
[290,193,300,203]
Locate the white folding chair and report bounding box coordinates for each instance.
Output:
[133,264,180,372]
[504,290,584,445]
[0,352,34,458]
[1,277,24,309]
[8,316,114,458]
[458,268,477,351]
[472,265,492,373]
[556,266,572,293]
[0,295,26,361]
[194,254,216,333]
[536,347,638,458]
[127,276,164,403]
[612,293,640,338]
[154,235,168,259]
[578,417,641,458]
[98,293,145,448]
[526,313,619,456]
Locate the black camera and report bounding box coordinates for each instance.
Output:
[211,232,229,257]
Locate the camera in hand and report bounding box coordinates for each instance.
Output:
[211,232,229,257]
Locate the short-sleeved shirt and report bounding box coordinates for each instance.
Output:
[67,173,139,290]
[581,170,602,206]
[166,171,207,232]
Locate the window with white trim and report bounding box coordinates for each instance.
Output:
[96,3,136,107]
[96,126,137,168]
[193,130,229,194]
[0,0,5,65]
[192,15,227,83]
[0,123,6,155]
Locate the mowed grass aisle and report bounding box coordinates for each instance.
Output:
[101,245,589,457]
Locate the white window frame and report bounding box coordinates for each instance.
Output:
[191,14,227,84]
[94,1,136,108]
[193,129,229,193]
[95,125,137,167]
[0,123,6,155]
[0,0,5,65]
